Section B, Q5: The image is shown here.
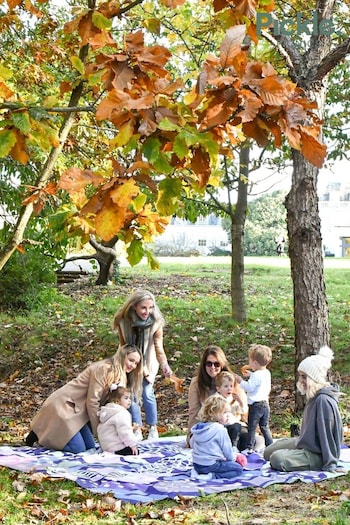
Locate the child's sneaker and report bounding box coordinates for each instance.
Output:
[133,428,143,441]
[148,425,159,440]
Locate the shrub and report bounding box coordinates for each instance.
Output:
[0,249,56,310]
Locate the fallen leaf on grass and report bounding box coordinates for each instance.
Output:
[12,480,26,492]
[279,389,291,397]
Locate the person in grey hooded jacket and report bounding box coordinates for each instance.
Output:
[264,346,343,472]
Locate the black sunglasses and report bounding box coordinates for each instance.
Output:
[205,361,221,368]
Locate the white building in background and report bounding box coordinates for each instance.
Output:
[152,176,350,258]
[153,214,229,256]
[319,180,350,257]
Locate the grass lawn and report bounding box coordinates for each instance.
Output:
[0,256,349,524]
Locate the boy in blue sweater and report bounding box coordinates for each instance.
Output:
[190,396,247,479]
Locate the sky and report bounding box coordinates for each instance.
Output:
[248,158,350,199]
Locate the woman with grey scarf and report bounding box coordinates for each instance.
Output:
[113,290,172,440]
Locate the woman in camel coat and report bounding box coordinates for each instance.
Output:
[26,344,143,452]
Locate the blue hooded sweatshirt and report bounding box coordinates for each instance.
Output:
[190,421,234,466]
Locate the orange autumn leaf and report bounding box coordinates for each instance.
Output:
[163,374,185,394]
[300,128,327,168]
[190,147,211,188]
[220,26,247,69]
[94,203,126,241]
[58,168,104,193]
[10,131,29,165]
[159,0,186,7]
[109,179,139,208]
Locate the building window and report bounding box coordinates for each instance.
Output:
[198,239,207,247]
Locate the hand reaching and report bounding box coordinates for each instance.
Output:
[161,363,172,377]
[235,453,247,467]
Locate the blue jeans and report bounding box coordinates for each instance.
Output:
[193,459,243,479]
[63,424,96,453]
[129,378,157,426]
[247,401,273,449]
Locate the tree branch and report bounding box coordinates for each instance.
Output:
[312,37,350,82]
[0,103,95,113]
[259,7,306,83]
[89,236,118,256]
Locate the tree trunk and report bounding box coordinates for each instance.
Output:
[89,236,119,285]
[273,0,350,411]
[286,150,330,411]
[230,142,249,322]
[0,46,89,272]
[286,72,329,412]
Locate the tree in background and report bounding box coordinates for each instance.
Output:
[1,0,348,391]
[244,191,288,256]
[262,1,350,411]
[0,0,325,273]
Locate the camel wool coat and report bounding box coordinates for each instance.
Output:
[30,358,117,450]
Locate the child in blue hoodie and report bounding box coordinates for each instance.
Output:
[190,396,247,479]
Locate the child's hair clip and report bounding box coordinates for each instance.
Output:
[110,382,119,392]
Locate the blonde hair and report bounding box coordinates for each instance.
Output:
[104,344,143,402]
[215,371,235,388]
[297,375,326,400]
[248,344,272,366]
[197,396,231,423]
[113,289,164,330]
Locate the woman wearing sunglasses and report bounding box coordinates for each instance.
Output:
[187,345,232,446]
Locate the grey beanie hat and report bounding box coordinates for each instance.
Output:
[297,346,334,384]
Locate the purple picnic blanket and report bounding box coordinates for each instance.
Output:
[0,436,349,504]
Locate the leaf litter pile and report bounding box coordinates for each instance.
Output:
[1,274,350,524]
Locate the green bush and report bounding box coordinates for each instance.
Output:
[0,249,57,310]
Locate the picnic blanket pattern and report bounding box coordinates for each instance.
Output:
[1,436,349,504]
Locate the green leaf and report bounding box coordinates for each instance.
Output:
[143,17,161,35]
[199,131,220,156]
[87,69,106,87]
[125,135,139,154]
[145,249,160,270]
[70,56,85,75]
[158,118,179,131]
[0,63,13,80]
[92,11,112,31]
[0,129,17,158]
[131,193,147,213]
[114,120,134,147]
[29,122,60,150]
[153,152,173,174]
[173,135,189,160]
[156,177,182,215]
[143,137,161,163]
[127,239,144,266]
[12,111,31,135]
